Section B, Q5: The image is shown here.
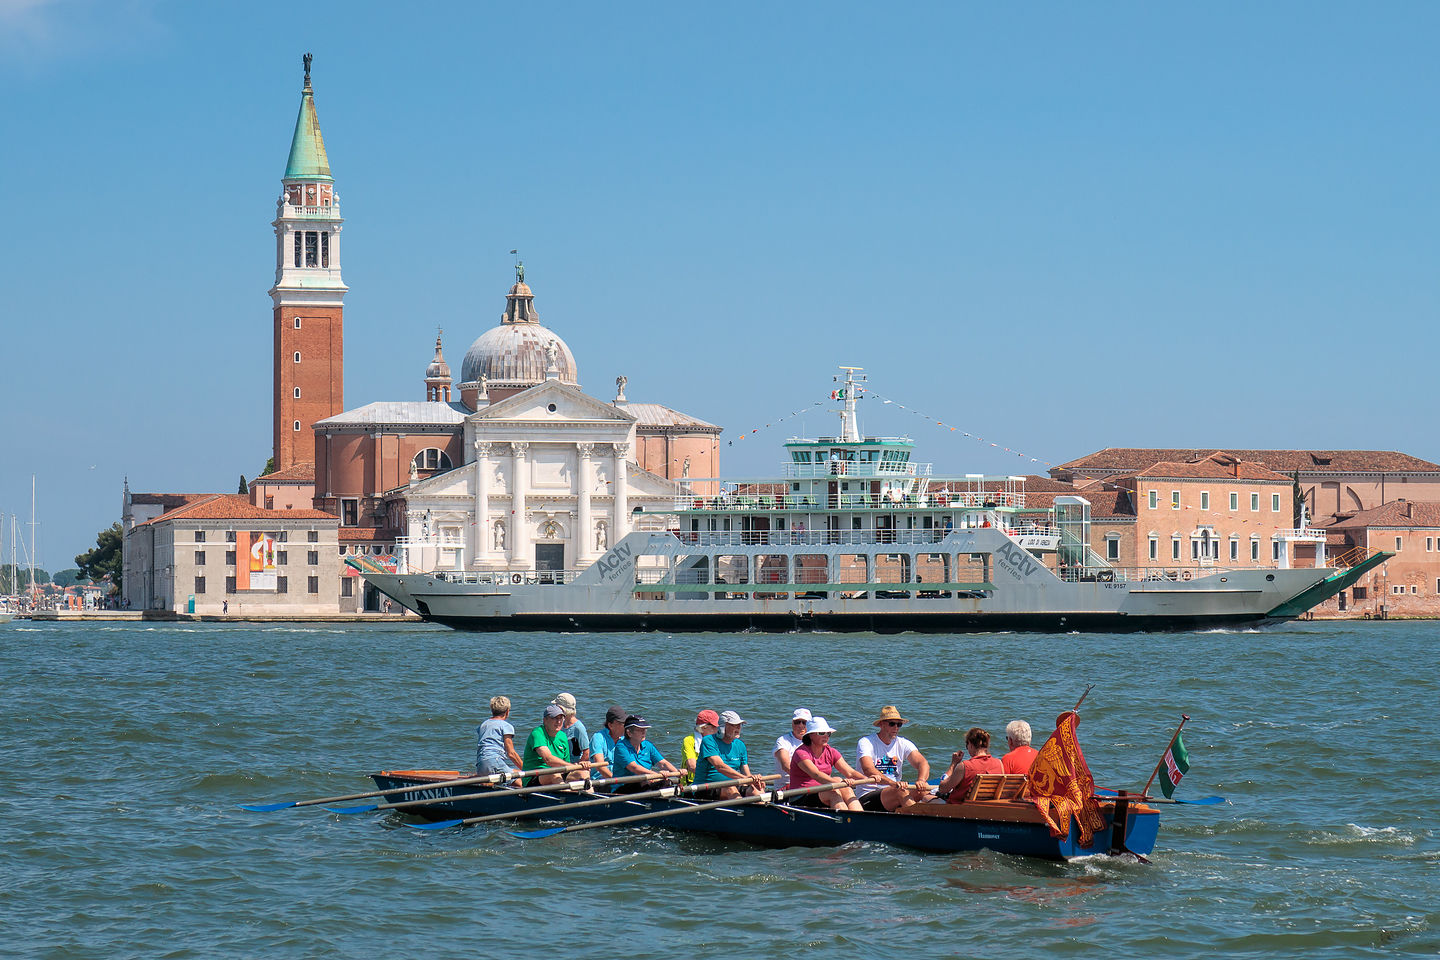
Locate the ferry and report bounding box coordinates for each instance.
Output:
[355,369,1383,632]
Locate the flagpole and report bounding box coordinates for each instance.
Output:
[1072,683,1095,712]
[1141,713,1190,798]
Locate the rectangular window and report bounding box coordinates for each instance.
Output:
[307,550,319,566]
[305,231,319,267]
[321,231,329,267]
[1171,491,1181,510]
[276,531,288,542]
[1172,537,1181,561]
[225,576,236,593]
[225,550,236,565]
[265,496,275,509]
[1192,540,1200,560]
[307,575,320,594]
[1229,492,1238,511]
[1251,493,1260,511]
[277,551,288,565]
[1272,494,1281,512]
[1230,540,1239,561]
[1396,537,1403,552]
[1106,539,1119,561]
[1428,537,1434,552]
[194,551,206,565]
[293,231,301,267]
[226,530,236,542]
[1411,585,1418,595]
[1393,585,1405,595]
[341,578,353,598]
[1148,490,1158,510]
[1273,541,1281,561]
[1200,491,1210,510]
[1353,586,1368,599]
[307,530,319,543]
[194,531,206,542]
[341,499,359,526]
[1251,540,1260,561]
[1436,579,1439,594]
[1148,537,1158,561]
[277,576,288,594]
[194,576,206,594]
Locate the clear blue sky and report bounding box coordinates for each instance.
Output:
[3,1,1437,569]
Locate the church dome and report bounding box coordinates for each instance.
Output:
[425,333,451,379]
[458,276,579,390]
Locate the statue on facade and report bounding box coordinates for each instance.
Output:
[303,52,312,82]
[493,520,506,550]
[595,521,608,551]
[544,339,559,370]
[410,459,419,483]
[615,375,627,402]
[515,261,525,284]
[478,374,489,399]
[682,457,691,479]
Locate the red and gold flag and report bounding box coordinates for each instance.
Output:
[1027,710,1107,847]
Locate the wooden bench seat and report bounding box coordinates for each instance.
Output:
[964,773,1029,802]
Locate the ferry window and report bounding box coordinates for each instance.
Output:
[1148,490,1158,510]
[852,517,862,529]
[791,483,800,492]
[1251,493,1260,511]
[1229,492,1239,511]
[1272,494,1281,512]
[1171,491,1181,510]
[1200,492,1210,510]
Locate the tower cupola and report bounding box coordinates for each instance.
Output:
[425,330,452,402]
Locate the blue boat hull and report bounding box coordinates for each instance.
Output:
[370,772,1159,861]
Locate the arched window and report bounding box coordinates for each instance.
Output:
[411,448,453,472]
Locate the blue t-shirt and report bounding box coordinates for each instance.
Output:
[697,733,750,784]
[590,728,619,778]
[564,718,591,762]
[614,737,666,774]
[475,716,516,775]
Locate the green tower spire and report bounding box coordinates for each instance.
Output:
[283,52,332,182]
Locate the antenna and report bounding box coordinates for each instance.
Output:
[835,366,867,443]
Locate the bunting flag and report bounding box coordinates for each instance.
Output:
[1160,732,1191,798]
[1027,710,1107,847]
[863,389,1054,467]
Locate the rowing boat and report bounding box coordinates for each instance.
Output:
[369,769,1160,861]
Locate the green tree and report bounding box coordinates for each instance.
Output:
[52,568,84,587]
[1,567,50,593]
[260,457,275,478]
[238,475,249,494]
[75,522,123,589]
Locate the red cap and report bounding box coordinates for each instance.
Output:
[696,709,720,726]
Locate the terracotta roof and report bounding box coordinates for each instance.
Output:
[141,494,337,525]
[1326,500,1440,530]
[254,462,316,484]
[129,493,209,509]
[1022,489,1134,518]
[339,527,391,542]
[1130,457,1290,482]
[1055,448,1440,476]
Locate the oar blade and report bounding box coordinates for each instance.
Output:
[406,818,465,831]
[1178,795,1227,805]
[238,801,297,812]
[509,825,569,840]
[324,803,380,815]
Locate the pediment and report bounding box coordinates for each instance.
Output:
[468,380,636,426]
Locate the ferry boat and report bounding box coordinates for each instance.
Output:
[355,369,1383,632]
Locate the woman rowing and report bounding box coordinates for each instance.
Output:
[789,716,865,811]
[613,715,680,793]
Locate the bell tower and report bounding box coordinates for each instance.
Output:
[270,52,346,472]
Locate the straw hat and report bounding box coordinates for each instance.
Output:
[873,705,907,727]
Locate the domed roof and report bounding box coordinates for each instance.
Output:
[425,333,451,379]
[458,275,579,389]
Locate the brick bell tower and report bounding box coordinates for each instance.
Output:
[270,52,346,472]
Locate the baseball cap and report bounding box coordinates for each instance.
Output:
[792,708,812,723]
[552,692,577,715]
[624,714,651,729]
[696,709,720,726]
[605,705,627,724]
[719,710,745,725]
[543,703,565,719]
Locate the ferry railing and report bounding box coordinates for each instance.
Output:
[431,569,580,586]
[781,462,928,478]
[671,491,1027,512]
[668,529,970,548]
[1057,565,1278,584]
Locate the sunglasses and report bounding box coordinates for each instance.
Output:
[883,720,905,727]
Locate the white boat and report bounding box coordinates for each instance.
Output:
[356,370,1384,632]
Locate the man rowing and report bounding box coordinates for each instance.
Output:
[1001,719,1039,775]
[476,695,523,784]
[521,703,590,786]
[588,705,627,781]
[695,710,766,799]
[552,692,591,766]
[613,715,680,793]
[855,705,932,811]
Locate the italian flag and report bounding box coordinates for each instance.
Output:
[1160,732,1191,798]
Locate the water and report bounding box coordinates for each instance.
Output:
[2,620,1436,959]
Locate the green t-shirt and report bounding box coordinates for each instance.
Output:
[521,726,571,785]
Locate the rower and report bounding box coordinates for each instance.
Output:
[588,705,627,782]
[475,695,523,784]
[1001,719,1039,775]
[613,715,680,793]
[773,707,811,777]
[521,704,589,786]
[551,692,592,766]
[695,711,766,799]
[855,705,932,811]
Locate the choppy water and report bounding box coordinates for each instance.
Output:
[2,620,1436,958]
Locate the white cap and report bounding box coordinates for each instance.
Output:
[719,710,745,725]
[552,692,577,715]
[804,716,837,736]
[792,708,812,722]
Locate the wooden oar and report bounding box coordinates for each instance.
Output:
[410,774,783,830]
[326,770,660,814]
[237,763,583,812]
[510,777,878,840]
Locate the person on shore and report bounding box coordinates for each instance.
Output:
[1001,719,1039,775]
[855,705,932,811]
[552,692,591,766]
[475,695,524,783]
[588,705,627,782]
[938,727,1005,802]
[696,711,767,799]
[789,717,864,811]
[681,709,720,786]
[613,715,679,793]
[773,707,811,777]
[521,703,585,786]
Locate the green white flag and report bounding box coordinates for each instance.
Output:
[1160,732,1191,798]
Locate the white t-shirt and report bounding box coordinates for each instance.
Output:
[773,732,804,777]
[855,732,919,796]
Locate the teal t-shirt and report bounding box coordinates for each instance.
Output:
[697,733,750,784]
[521,726,571,784]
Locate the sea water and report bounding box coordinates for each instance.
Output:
[2,620,1435,958]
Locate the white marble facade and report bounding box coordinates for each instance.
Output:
[397,378,679,573]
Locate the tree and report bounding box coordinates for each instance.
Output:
[259,457,275,478]
[238,475,249,494]
[1,567,50,593]
[75,522,123,589]
[52,568,84,587]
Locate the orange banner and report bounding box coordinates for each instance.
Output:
[1028,710,1107,847]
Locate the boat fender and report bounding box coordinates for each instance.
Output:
[512,573,522,584]
[1182,571,1192,581]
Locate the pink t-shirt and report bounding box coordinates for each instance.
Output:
[789,743,842,790]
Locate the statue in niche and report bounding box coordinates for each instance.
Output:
[493,520,506,550]
[682,457,691,479]
[542,520,560,539]
[422,510,432,537]
[595,521,608,551]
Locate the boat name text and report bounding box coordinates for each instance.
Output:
[594,542,635,581]
[995,542,1039,580]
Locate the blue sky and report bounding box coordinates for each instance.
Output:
[3,1,1436,568]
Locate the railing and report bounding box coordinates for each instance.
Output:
[1327,545,1370,568]
[668,529,970,547]
[670,491,1026,512]
[280,203,342,218]
[781,461,927,478]
[1057,565,1276,584]
[1274,527,1328,541]
[432,570,580,585]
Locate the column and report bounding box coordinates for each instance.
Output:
[612,441,630,539]
[473,441,491,567]
[510,441,529,567]
[576,442,594,563]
